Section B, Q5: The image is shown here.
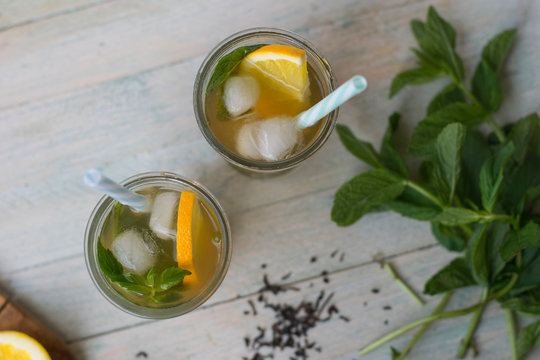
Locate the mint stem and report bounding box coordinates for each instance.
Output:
[406,181,443,208]
[457,83,506,143]
[456,290,489,358]
[396,292,452,360]
[384,263,425,306]
[486,114,506,143]
[358,302,482,356]
[505,309,518,360]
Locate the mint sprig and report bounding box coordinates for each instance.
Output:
[206,44,264,95]
[97,241,191,304]
[332,5,540,359]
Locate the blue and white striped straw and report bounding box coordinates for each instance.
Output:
[84,169,149,212]
[297,75,367,130]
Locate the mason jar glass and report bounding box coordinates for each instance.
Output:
[193,28,337,174]
[84,171,232,319]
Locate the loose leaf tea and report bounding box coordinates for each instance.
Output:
[332,5,540,359]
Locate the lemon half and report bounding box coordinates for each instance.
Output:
[0,331,51,360]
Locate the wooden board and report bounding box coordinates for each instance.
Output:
[0,292,73,360]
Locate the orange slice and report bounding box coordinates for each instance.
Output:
[240,44,310,101]
[0,331,51,360]
[176,191,198,286]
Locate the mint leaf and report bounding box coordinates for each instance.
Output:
[509,113,540,165]
[422,6,464,81]
[410,48,442,71]
[502,156,540,213]
[424,257,476,295]
[409,102,485,159]
[335,124,382,168]
[97,241,124,279]
[206,45,264,95]
[160,267,192,290]
[479,142,514,212]
[512,248,540,296]
[121,273,146,285]
[482,29,517,73]
[499,222,540,262]
[153,291,182,304]
[389,67,444,98]
[331,169,406,226]
[147,268,156,287]
[391,347,402,359]
[427,84,465,115]
[460,131,493,205]
[433,123,465,203]
[430,222,465,252]
[502,295,540,316]
[386,200,439,221]
[426,6,456,47]
[216,86,230,121]
[516,320,540,360]
[385,182,440,221]
[469,224,490,286]
[115,282,152,296]
[433,207,485,226]
[487,221,511,282]
[472,60,503,112]
[380,113,408,176]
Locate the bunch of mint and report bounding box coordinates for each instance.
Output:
[331,6,540,359]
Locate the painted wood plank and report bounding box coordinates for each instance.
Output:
[63,245,534,359]
[1,0,536,109]
[0,0,111,30]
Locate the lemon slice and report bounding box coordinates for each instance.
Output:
[176,191,198,286]
[241,44,310,101]
[0,331,51,360]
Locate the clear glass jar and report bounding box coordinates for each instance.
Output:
[193,28,337,174]
[84,172,232,319]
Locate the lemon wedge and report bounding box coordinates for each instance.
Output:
[0,331,51,360]
[241,44,310,101]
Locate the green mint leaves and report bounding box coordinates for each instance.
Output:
[97,240,124,280]
[424,257,475,295]
[331,169,405,226]
[97,241,191,304]
[160,267,192,290]
[332,5,540,359]
[206,45,264,95]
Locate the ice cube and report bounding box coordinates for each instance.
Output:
[223,75,259,117]
[236,116,300,161]
[111,229,156,275]
[149,191,179,240]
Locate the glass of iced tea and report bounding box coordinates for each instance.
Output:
[193,28,337,174]
[84,172,231,318]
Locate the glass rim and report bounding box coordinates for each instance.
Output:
[84,171,232,319]
[193,27,338,173]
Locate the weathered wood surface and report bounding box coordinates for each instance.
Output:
[1,0,539,359]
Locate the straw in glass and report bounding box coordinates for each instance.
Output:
[297,75,367,130]
[84,169,149,212]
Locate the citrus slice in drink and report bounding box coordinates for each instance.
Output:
[176,191,198,286]
[0,331,51,360]
[241,44,310,101]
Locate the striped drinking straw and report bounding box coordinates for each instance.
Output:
[84,169,150,212]
[297,75,368,130]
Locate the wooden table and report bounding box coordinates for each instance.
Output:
[1,0,539,359]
